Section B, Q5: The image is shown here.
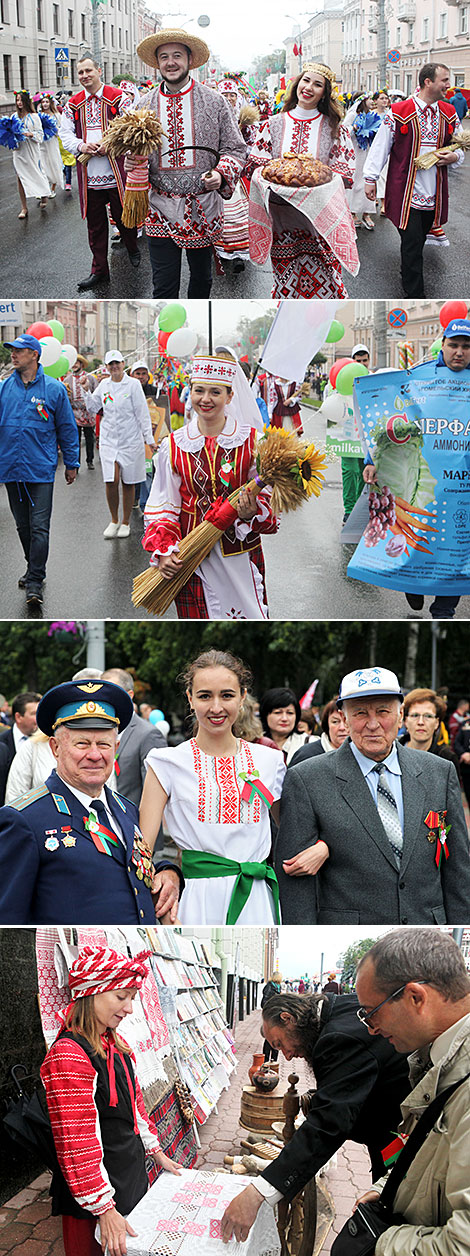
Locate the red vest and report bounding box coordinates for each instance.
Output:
[68,85,126,218]
[385,98,457,230]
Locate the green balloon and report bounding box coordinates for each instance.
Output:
[158,304,186,333]
[47,319,65,343]
[44,354,69,378]
[336,362,368,396]
[326,319,345,344]
[430,337,442,358]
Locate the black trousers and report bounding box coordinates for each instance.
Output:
[398,208,435,297]
[78,426,95,465]
[147,235,213,297]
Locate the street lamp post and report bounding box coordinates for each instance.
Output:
[90,0,104,64]
[372,0,388,88]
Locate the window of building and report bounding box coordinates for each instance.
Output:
[439,11,447,38]
[70,57,76,82]
[39,52,46,86]
[422,17,429,40]
[19,54,26,87]
[111,23,114,46]
[118,27,122,48]
[53,3,59,35]
[396,25,401,46]
[102,19,106,41]
[16,0,24,24]
[405,72,413,95]
[125,28,128,48]
[460,6,468,34]
[112,61,116,77]
[407,23,414,43]
[81,13,86,39]
[0,1,10,22]
[3,54,11,89]
[393,71,400,90]
[68,8,73,37]
[36,0,43,29]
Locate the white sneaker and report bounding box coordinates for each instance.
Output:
[103,521,120,538]
[49,191,56,199]
[116,523,130,538]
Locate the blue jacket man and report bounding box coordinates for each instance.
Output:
[0,333,79,608]
[0,680,183,924]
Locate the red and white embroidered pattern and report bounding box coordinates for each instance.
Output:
[290,116,315,153]
[41,1037,118,1214]
[271,229,347,299]
[159,82,195,170]
[36,928,73,1047]
[191,739,262,825]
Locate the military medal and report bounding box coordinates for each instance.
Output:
[62,835,76,847]
[132,829,154,887]
[425,810,451,867]
[45,836,60,851]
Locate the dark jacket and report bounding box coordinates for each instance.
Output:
[398,730,460,778]
[289,739,326,768]
[0,728,16,805]
[261,993,410,1200]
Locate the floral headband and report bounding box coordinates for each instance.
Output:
[301,63,340,100]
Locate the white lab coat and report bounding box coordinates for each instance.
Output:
[86,375,153,483]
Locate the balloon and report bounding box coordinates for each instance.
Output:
[158,303,186,333]
[27,321,53,339]
[325,319,345,344]
[329,357,354,389]
[149,708,164,725]
[166,327,198,357]
[44,354,70,378]
[38,335,62,366]
[320,392,349,421]
[158,331,170,353]
[62,344,77,369]
[430,337,442,357]
[439,300,468,329]
[336,362,368,395]
[155,719,170,738]
[47,319,65,343]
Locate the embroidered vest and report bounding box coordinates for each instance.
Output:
[169,429,264,557]
[385,98,457,230]
[68,86,126,218]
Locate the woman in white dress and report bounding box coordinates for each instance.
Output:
[12,91,50,217]
[139,649,286,925]
[38,94,64,196]
[86,350,156,537]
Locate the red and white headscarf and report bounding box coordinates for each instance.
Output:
[191,354,237,387]
[68,946,151,1002]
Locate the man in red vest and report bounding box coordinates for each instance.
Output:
[363,63,463,297]
[59,55,141,290]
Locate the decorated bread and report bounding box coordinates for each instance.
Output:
[262,151,333,187]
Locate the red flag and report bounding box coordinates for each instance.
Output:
[299,43,303,55]
[300,679,319,709]
[293,42,298,56]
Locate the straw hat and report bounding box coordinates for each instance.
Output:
[137,28,210,70]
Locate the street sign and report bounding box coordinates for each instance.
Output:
[54,46,69,63]
[387,49,400,63]
[0,299,23,325]
[388,308,408,328]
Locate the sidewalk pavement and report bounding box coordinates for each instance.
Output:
[0,1008,372,1255]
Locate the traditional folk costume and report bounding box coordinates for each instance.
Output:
[12,112,50,199]
[142,355,278,620]
[65,369,97,467]
[247,66,356,299]
[266,375,303,435]
[59,84,138,279]
[145,738,286,924]
[213,80,257,266]
[86,374,152,484]
[41,948,162,1256]
[364,94,463,296]
[135,29,246,298]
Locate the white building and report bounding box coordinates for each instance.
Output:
[342,0,470,96]
[285,0,344,83]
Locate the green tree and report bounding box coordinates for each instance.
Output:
[338,938,380,992]
[251,49,286,84]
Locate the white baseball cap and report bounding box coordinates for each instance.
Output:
[351,343,370,357]
[337,667,403,706]
[104,349,124,364]
[131,360,149,372]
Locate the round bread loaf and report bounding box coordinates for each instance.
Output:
[262,151,333,187]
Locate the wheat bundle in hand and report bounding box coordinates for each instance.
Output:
[414,132,470,170]
[132,426,327,617]
[79,108,165,226]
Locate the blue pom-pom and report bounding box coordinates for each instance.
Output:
[354,110,382,150]
[0,114,26,150]
[39,112,58,141]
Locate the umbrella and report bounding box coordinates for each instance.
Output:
[3,1067,58,1171]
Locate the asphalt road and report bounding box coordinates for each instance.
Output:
[1,404,468,621]
[2,126,469,299]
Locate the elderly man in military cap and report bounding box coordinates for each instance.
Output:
[275,666,470,925]
[0,680,183,924]
[134,27,246,297]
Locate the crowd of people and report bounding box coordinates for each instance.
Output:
[0,653,469,927]
[3,35,468,298]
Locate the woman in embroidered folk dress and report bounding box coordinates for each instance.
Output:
[139,650,286,926]
[247,64,355,298]
[37,95,64,196]
[142,353,278,619]
[41,947,180,1256]
[12,90,50,217]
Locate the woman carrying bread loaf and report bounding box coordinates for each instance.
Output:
[247,64,355,298]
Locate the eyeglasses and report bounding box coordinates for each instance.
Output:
[356,980,430,1025]
[406,713,437,721]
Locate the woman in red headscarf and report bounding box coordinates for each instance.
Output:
[41,947,180,1256]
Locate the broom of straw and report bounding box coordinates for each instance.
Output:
[132,427,327,617]
[78,108,165,227]
[414,132,470,169]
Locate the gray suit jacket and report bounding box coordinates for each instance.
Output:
[275,739,470,924]
[116,713,166,807]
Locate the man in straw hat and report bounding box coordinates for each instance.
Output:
[275,665,470,925]
[135,29,246,297]
[0,680,183,923]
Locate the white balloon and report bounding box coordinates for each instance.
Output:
[62,343,78,369]
[39,336,62,367]
[166,327,198,357]
[319,392,347,422]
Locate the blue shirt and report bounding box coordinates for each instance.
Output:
[349,740,404,829]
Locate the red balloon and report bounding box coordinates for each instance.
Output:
[439,300,468,329]
[329,357,354,389]
[158,331,170,353]
[27,321,53,339]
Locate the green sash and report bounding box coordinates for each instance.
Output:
[181,850,281,925]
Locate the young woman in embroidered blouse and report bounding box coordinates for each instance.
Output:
[41,947,179,1256]
[142,352,278,619]
[139,649,286,926]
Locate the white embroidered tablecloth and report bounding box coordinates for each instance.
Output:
[123,1168,280,1256]
[249,167,359,276]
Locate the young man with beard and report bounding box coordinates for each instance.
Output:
[134,29,246,297]
[221,987,410,1243]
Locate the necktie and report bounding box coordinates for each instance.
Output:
[373,763,403,866]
